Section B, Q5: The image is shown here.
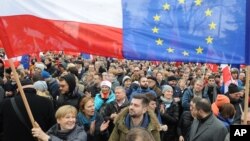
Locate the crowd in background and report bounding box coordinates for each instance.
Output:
[0,51,249,141]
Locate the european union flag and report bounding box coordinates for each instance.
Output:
[123,0,250,64]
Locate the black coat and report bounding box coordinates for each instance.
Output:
[0,88,56,141]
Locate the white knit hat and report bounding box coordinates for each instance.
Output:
[35,63,45,71]
[100,80,112,89]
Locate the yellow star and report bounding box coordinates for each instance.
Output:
[206,36,213,44]
[153,14,161,22]
[167,47,174,53]
[178,0,185,4]
[196,46,203,54]
[182,51,189,56]
[156,38,163,46]
[194,0,202,6]
[152,27,159,33]
[163,3,171,11]
[209,22,216,30]
[205,8,212,16]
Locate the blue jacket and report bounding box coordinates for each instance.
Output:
[182,88,209,111]
[94,92,116,111]
[130,87,157,100]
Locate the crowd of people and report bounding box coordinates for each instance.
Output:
[0,51,249,141]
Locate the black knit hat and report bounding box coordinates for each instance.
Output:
[167,76,177,81]
[228,83,240,94]
[147,76,157,82]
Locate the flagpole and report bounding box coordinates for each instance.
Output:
[243,66,250,124]
[8,59,36,127]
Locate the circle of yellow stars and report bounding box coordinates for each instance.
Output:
[151,0,216,57]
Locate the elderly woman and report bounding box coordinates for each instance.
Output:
[77,96,109,141]
[160,85,179,141]
[32,105,87,141]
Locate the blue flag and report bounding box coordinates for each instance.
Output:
[20,55,30,69]
[123,0,250,64]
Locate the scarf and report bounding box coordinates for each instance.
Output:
[52,124,76,140]
[160,96,173,109]
[125,113,149,129]
[77,112,96,128]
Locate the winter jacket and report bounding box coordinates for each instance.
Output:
[182,88,209,111]
[109,107,161,141]
[94,92,116,111]
[47,124,87,141]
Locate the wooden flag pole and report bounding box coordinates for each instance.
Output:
[8,59,36,127]
[243,66,250,124]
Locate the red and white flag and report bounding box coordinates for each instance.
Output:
[221,64,232,93]
[0,0,123,58]
[206,63,218,73]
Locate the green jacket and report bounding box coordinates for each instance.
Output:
[109,107,161,141]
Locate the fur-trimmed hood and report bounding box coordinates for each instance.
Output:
[114,107,160,133]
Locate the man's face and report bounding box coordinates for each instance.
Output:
[208,78,215,86]
[140,77,148,88]
[231,73,238,79]
[190,101,197,118]
[168,80,177,87]
[194,81,204,93]
[115,88,126,101]
[148,101,157,111]
[133,67,140,75]
[59,80,69,94]
[129,99,147,118]
[147,79,156,88]
[229,92,241,100]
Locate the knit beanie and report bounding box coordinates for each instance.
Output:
[41,70,51,79]
[167,76,177,81]
[35,63,45,71]
[162,85,173,94]
[211,94,230,116]
[228,83,240,94]
[61,73,76,93]
[122,76,131,84]
[33,81,48,92]
[100,80,112,89]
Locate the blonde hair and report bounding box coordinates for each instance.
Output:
[125,127,156,141]
[36,90,52,100]
[55,105,77,119]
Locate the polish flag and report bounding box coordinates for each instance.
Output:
[0,0,122,58]
[3,56,22,68]
[221,64,232,93]
[206,63,218,73]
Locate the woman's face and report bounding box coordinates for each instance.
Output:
[164,89,173,99]
[83,100,95,117]
[57,113,76,130]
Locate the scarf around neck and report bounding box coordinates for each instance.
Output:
[77,111,96,127]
